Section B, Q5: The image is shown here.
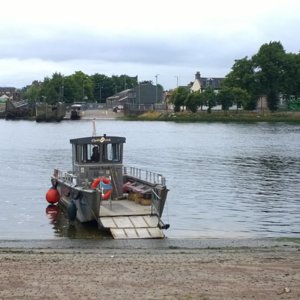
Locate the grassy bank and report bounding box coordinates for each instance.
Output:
[123,110,300,123]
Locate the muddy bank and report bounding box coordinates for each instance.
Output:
[0,238,299,299]
[0,237,297,250]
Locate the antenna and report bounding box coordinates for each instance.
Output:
[92,119,97,136]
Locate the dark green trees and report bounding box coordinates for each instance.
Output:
[223,41,300,111]
[170,87,189,112]
[23,72,138,104]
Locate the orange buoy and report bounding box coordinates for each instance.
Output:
[46,187,60,204]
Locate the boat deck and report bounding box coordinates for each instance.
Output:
[99,199,151,217]
[98,199,163,239]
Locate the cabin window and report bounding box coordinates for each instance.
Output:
[82,144,100,162]
[74,144,99,163]
[102,143,120,162]
[75,145,81,163]
[90,145,100,162]
[74,143,121,163]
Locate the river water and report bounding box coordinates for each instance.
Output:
[0,119,299,239]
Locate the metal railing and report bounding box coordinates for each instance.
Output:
[54,166,166,187]
[53,168,78,186]
[123,166,166,186]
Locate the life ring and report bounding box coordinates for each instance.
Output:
[100,177,112,200]
[91,177,112,200]
[91,178,101,189]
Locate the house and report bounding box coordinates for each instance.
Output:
[0,87,21,101]
[0,87,16,97]
[190,72,224,93]
[0,94,10,102]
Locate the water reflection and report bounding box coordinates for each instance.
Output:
[45,204,111,239]
[45,205,60,224]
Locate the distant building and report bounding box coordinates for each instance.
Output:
[0,94,10,101]
[0,87,16,98]
[190,72,224,93]
[256,96,269,113]
[0,87,21,101]
[106,89,136,108]
[106,81,163,108]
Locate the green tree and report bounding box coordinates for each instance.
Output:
[91,73,110,103]
[222,41,300,111]
[222,57,258,109]
[170,87,189,112]
[24,81,42,102]
[217,88,233,111]
[282,52,300,99]
[63,71,93,103]
[202,88,216,113]
[231,87,250,111]
[39,73,65,104]
[218,87,250,112]
[252,41,286,111]
[185,91,201,112]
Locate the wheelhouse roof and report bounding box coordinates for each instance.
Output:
[70,135,126,145]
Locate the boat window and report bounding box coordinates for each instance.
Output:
[75,145,81,163]
[74,143,120,163]
[102,143,120,162]
[82,144,88,162]
[81,144,100,163]
[74,144,96,163]
[90,145,100,162]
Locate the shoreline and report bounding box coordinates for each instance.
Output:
[2,109,300,123]
[1,238,299,299]
[126,110,300,123]
[0,236,299,250]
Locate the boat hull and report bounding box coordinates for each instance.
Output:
[52,167,168,226]
[56,180,100,223]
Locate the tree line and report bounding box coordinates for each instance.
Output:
[22,71,138,104]
[170,41,300,112]
[21,41,300,112]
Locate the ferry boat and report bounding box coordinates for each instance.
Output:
[70,104,83,120]
[46,133,169,239]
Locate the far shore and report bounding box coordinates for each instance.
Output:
[2,108,300,123]
[122,110,300,123]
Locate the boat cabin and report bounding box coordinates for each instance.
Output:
[70,104,83,120]
[70,135,126,197]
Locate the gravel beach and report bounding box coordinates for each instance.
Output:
[0,239,299,300]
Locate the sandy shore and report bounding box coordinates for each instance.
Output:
[0,239,299,299]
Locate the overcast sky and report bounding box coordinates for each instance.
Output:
[0,0,299,90]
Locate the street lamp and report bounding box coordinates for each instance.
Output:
[175,75,179,88]
[138,82,141,106]
[98,83,102,102]
[82,79,85,100]
[61,77,64,102]
[155,74,159,103]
